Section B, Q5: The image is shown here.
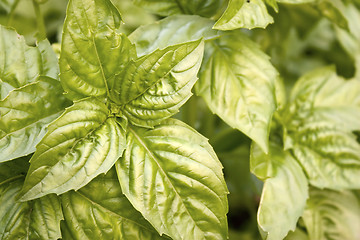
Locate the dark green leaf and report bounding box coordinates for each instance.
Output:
[0,76,71,162]
[0,177,63,240]
[59,0,136,101]
[20,98,126,200]
[196,32,277,153]
[61,169,168,240]
[116,119,228,240]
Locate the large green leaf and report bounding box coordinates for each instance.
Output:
[133,0,226,18]
[129,15,219,57]
[116,119,228,240]
[0,77,70,163]
[284,67,360,188]
[20,98,126,201]
[110,40,204,128]
[251,143,308,240]
[213,0,274,30]
[196,32,277,153]
[302,188,360,240]
[59,0,136,101]
[0,26,59,99]
[61,169,168,240]
[0,167,63,240]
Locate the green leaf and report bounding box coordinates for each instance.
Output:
[316,0,349,30]
[302,188,360,240]
[276,0,316,3]
[0,177,63,240]
[0,155,30,182]
[59,0,136,101]
[61,169,168,240]
[110,40,204,128]
[0,26,59,99]
[0,76,71,163]
[250,143,308,240]
[133,0,226,18]
[20,97,126,201]
[116,119,228,240]
[129,15,219,57]
[0,0,20,13]
[213,0,274,30]
[195,32,277,153]
[284,66,360,188]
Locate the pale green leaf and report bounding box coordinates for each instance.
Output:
[284,67,360,188]
[133,0,226,18]
[213,0,274,30]
[116,119,228,240]
[59,0,136,101]
[302,188,360,240]
[61,169,168,240]
[195,32,277,153]
[284,228,309,240]
[20,98,126,201]
[129,15,219,57]
[0,177,63,240]
[277,0,316,3]
[316,0,349,30]
[0,76,71,163]
[110,40,204,128]
[0,26,59,99]
[250,144,308,240]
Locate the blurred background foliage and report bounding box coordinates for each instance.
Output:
[1,0,360,239]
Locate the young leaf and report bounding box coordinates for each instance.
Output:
[213,0,274,30]
[59,0,136,101]
[129,15,219,56]
[196,32,277,153]
[0,76,71,163]
[61,169,168,240]
[284,67,360,188]
[133,0,226,18]
[0,26,59,99]
[20,98,126,201]
[251,143,308,240]
[0,175,63,240]
[116,119,228,240]
[302,188,360,240]
[110,40,204,128]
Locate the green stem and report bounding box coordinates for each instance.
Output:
[182,96,198,128]
[32,0,46,40]
[6,0,21,26]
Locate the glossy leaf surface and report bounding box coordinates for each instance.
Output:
[61,169,168,240]
[59,0,136,100]
[21,98,126,200]
[213,0,273,30]
[302,189,360,240]
[0,26,59,99]
[116,119,228,240]
[129,15,218,57]
[133,0,226,18]
[251,144,308,240]
[284,67,360,188]
[110,40,204,128]
[0,77,70,163]
[196,32,277,153]
[0,160,63,240]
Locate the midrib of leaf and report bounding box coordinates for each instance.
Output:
[75,190,159,234]
[208,41,254,128]
[38,198,50,239]
[123,46,197,106]
[79,0,110,97]
[127,125,203,236]
[174,0,187,14]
